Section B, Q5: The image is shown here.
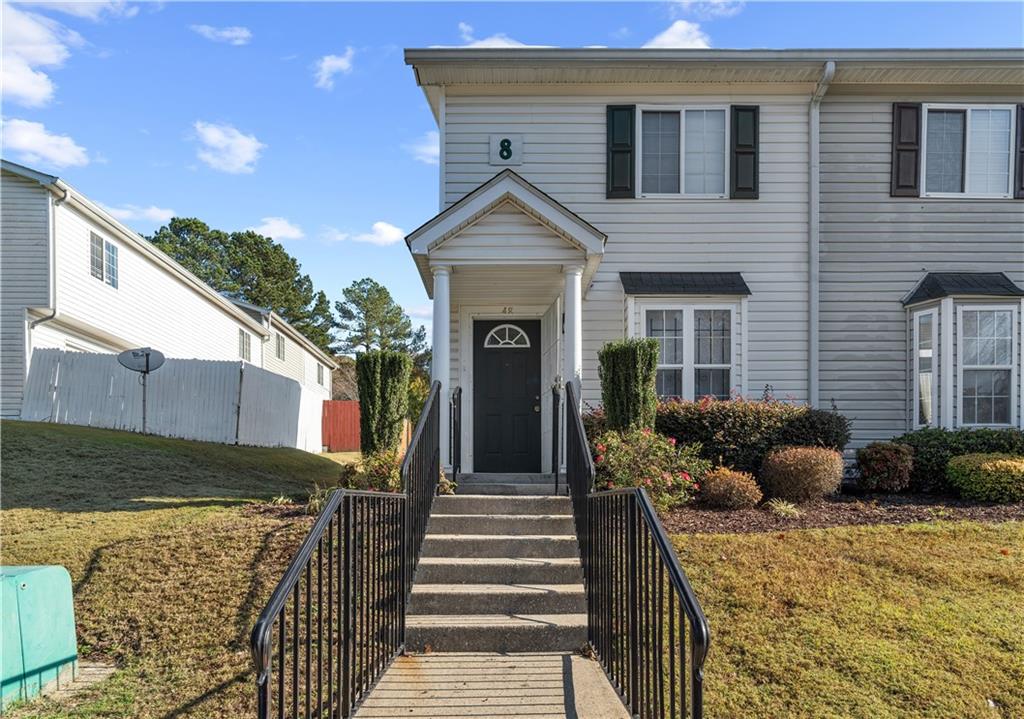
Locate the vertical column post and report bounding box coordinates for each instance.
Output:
[564,265,584,404]
[431,265,451,468]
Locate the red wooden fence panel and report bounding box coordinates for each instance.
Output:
[322,400,360,452]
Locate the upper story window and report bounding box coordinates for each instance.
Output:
[317,363,325,386]
[922,105,1016,198]
[958,306,1016,426]
[275,333,285,360]
[638,107,727,198]
[89,232,118,289]
[643,304,736,400]
[238,329,251,362]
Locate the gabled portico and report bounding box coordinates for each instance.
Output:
[406,170,605,473]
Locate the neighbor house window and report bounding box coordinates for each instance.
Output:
[923,105,1015,197]
[913,309,938,428]
[643,304,736,400]
[959,307,1015,426]
[317,363,324,386]
[238,329,251,362]
[639,107,727,198]
[275,333,285,360]
[90,232,118,288]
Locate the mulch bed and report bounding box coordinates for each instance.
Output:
[661,494,1024,535]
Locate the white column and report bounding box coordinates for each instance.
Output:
[563,265,583,402]
[431,265,451,468]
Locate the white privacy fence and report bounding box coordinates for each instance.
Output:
[21,349,324,452]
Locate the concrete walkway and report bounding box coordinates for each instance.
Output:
[354,652,630,719]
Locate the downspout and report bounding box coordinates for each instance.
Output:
[808,60,835,408]
[30,184,70,330]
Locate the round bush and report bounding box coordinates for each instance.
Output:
[856,442,914,493]
[778,408,852,452]
[894,427,1024,493]
[761,446,843,502]
[700,467,762,509]
[592,428,709,510]
[946,453,1024,503]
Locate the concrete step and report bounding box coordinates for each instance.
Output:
[405,614,588,653]
[427,513,574,536]
[432,495,571,516]
[456,482,561,496]
[416,557,584,585]
[409,583,586,615]
[421,534,578,559]
[459,473,555,484]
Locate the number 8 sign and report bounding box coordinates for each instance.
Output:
[489,134,523,165]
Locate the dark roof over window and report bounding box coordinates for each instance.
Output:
[902,272,1024,306]
[620,272,751,296]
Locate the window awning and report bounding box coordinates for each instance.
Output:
[902,272,1024,306]
[620,272,751,296]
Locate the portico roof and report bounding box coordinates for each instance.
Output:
[406,169,606,297]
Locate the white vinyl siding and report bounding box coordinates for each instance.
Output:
[921,104,1016,199]
[820,95,1024,447]
[957,306,1016,426]
[0,171,51,417]
[444,91,809,406]
[912,308,937,428]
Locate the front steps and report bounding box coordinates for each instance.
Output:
[406,490,586,653]
[455,473,563,495]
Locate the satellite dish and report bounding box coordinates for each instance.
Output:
[117,347,165,374]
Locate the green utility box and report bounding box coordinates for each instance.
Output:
[1,566,77,711]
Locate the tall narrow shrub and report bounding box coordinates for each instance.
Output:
[356,350,412,454]
[598,338,659,430]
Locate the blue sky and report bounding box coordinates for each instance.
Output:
[3,1,1021,335]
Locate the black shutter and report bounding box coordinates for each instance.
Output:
[607,105,635,199]
[730,106,759,199]
[891,103,922,197]
[1015,104,1024,199]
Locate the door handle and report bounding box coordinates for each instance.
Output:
[533,405,540,412]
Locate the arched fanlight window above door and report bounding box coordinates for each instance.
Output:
[483,324,531,348]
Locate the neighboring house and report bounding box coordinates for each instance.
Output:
[0,159,336,419]
[402,48,1024,473]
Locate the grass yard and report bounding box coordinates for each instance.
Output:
[1,420,335,718]
[674,521,1024,719]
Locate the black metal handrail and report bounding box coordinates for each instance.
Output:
[565,382,710,719]
[450,385,462,482]
[250,489,404,719]
[551,385,562,494]
[252,380,442,719]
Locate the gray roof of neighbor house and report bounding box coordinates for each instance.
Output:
[620,272,751,296]
[902,272,1024,306]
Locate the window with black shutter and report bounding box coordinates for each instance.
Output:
[891,103,922,197]
[607,105,635,198]
[730,106,759,199]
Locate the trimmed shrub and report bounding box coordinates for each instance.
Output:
[894,428,1024,493]
[654,398,806,475]
[356,350,412,454]
[946,453,1024,503]
[598,339,659,430]
[593,428,709,510]
[761,446,844,502]
[778,408,852,452]
[356,450,402,492]
[700,467,762,509]
[856,442,914,493]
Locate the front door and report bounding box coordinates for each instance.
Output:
[473,319,542,473]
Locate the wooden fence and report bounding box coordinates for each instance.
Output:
[321,400,412,454]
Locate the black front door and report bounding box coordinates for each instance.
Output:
[473,319,542,473]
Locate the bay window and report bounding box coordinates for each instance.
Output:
[912,309,937,428]
[922,105,1015,198]
[639,106,728,198]
[643,304,737,400]
[958,307,1016,426]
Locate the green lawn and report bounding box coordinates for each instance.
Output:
[1,420,336,718]
[674,521,1024,719]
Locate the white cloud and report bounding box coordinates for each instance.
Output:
[192,121,265,174]
[190,24,252,46]
[30,2,140,20]
[2,118,88,168]
[406,305,433,320]
[314,48,355,90]
[321,221,405,246]
[672,0,745,19]
[643,20,711,49]
[443,22,551,49]
[1,4,83,107]
[248,216,305,241]
[404,131,439,165]
[104,204,175,224]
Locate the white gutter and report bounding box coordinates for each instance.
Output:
[808,60,835,408]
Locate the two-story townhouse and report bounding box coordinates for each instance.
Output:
[0,160,336,418]
[402,48,1024,474]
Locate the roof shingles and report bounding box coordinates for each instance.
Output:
[902,272,1024,306]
